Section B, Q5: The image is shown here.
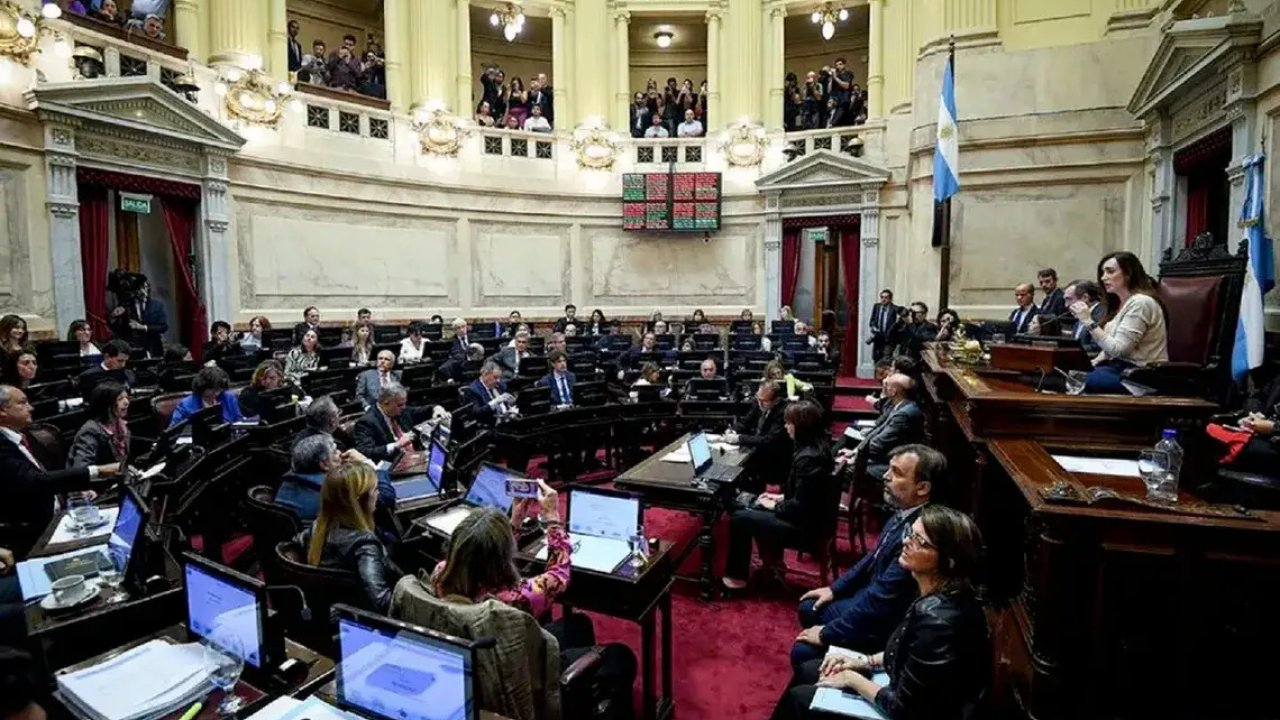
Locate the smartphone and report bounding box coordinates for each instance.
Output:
[505,478,539,499]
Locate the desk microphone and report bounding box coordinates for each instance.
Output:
[267,584,312,622]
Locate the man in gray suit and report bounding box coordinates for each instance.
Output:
[857,373,925,480]
[492,329,531,380]
[356,349,401,410]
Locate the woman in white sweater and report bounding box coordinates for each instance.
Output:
[1069,251,1168,394]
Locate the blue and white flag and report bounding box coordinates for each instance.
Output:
[933,57,960,202]
[1232,153,1275,381]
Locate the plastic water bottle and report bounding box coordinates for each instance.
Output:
[1153,429,1183,502]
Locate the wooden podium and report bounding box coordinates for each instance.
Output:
[988,342,1091,373]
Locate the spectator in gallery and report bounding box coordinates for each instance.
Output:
[523,104,552,133]
[287,19,303,72]
[475,101,496,127]
[359,50,386,99]
[504,114,520,130]
[645,113,669,138]
[506,77,529,127]
[300,40,330,85]
[93,0,121,24]
[677,109,704,138]
[328,44,363,91]
[530,74,553,123]
[631,92,651,138]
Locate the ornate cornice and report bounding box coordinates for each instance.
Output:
[47,201,78,218]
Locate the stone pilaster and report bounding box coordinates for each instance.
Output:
[44,125,85,330]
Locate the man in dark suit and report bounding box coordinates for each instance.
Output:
[355,350,401,410]
[553,304,577,333]
[108,278,167,359]
[448,318,471,363]
[286,19,303,72]
[1064,279,1104,354]
[292,395,342,452]
[726,380,792,491]
[0,385,120,553]
[434,342,484,384]
[530,75,553,124]
[858,374,925,479]
[682,357,729,398]
[466,361,516,425]
[788,444,944,671]
[1009,283,1039,335]
[353,383,432,464]
[538,350,576,406]
[1037,268,1066,319]
[866,289,899,362]
[76,340,136,400]
[492,330,531,380]
[899,302,937,359]
[293,306,320,346]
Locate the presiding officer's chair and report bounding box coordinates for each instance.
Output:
[1122,232,1247,404]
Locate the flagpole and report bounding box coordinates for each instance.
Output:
[938,35,956,311]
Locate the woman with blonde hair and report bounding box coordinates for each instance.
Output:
[296,461,402,612]
[764,358,812,400]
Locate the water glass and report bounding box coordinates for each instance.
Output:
[1064,371,1088,396]
[202,635,246,715]
[1137,450,1174,502]
[66,492,100,534]
[98,565,125,603]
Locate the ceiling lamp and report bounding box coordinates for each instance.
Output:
[654,30,673,49]
[489,3,525,42]
[811,3,850,41]
[1,0,67,69]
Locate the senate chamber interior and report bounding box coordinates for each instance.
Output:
[0,0,1279,719]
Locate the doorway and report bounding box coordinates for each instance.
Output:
[783,215,861,373]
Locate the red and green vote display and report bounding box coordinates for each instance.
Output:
[623,172,721,232]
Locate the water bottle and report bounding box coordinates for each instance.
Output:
[1152,429,1183,502]
[628,524,649,568]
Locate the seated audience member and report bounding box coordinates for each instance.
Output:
[585,308,608,336]
[277,434,373,521]
[354,384,431,463]
[467,361,516,424]
[546,332,567,355]
[169,366,243,427]
[815,331,839,369]
[855,373,925,479]
[402,491,637,712]
[645,113,669,138]
[295,461,404,613]
[776,506,989,720]
[1038,267,1066,318]
[357,308,373,324]
[553,304,577,333]
[434,342,484,384]
[934,309,961,342]
[500,310,523,339]
[285,329,322,383]
[741,308,755,322]
[493,330,531,380]
[794,321,819,348]
[504,324,531,348]
[726,381,793,490]
[795,444,943,667]
[474,101,496,127]
[293,395,341,450]
[67,319,100,358]
[350,321,375,366]
[691,308,708,325]
[0,351,36,391]
[357,350,401,410]
[76,340,135,398]
[679,338,697,353]
[724,401,836,590]
[653,319,670,337]
[398,322,428,364]
[69,382,130,468]
[238,360,286,420]
[632,362,662,388]
[449,318,471,362]
[0,385,120,549]
[1073,251,1168,394]
[523,104,552,133]
[764,359,812,400]
[683,357,729,398]
[0,315,27,357]
[203,321,240,364]
[294,306,321,346]
[0,647,44,714]
[618,332,667,374]
[538,350,576,406]
[1009,283,1039,335]
[677,108,704,137]
[239,315,270,351]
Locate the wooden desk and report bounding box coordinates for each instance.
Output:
[614,434,752,600]
[984,440,1280,720]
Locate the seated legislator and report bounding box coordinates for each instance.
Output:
[449,318,471,363]
[284,328,321,384]
[1009,283,1039,335]
[433,342,485,384]
[553,303,578,333]
[774,506,990,720]
[0,385,120,550]
[617,332,671,375]
[168,366,244,428]
[294,461,404,613]
[545,331,567,356]
[585,308,609,336]
[1220,409,1280,476]
[68,319,101,360]
[723,401,837,590]
[354,384,431,464]
[466,361,517,424]
[76,340,136,399]
[237,360,286,420]
[793,445,943,666]
[1072,251,1169,394]
[683,357,729,398]
[350,321,375,367]
[1037,267,1067,318]
[356,350,401,410]
[0,350,36,392]
[203,321,241,364]
[815,332,839,370]
[292,396,342,451]
[293,306,320,346]
[276,435,379,521]
[764,359,812,401]
[68,382,130,468]
[856,374,924,480]
[1030,279,1104,354]
[725,380,794,490]
[398,321,429,364]
[239,315,270,352]
[493,330,531,380]
[537,350,575,406]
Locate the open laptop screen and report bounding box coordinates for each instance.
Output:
[465,464,515,513]
[106,491,145,574]
[426,441,447,487]
[687,432,712,474]
[568,489,640,542]
[337,613,475,720]
[184,559,265,668]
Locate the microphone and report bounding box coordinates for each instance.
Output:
[267,584,312,621]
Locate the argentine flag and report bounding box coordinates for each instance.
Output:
[933,57,960,202]
[1232,153,1275,381]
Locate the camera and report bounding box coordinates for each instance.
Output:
[107,268,148,305]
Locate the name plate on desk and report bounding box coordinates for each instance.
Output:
[989,343,1089,373]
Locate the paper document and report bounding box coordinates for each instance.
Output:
[423,506,472,536]
[57,640,212,720]
[825,646,869,664]
[855,419,877,429]
[244,697,302,720]
[1051,455,1141,478]
[810,672,891,719]
[139,461,166,480]
[48,507,119,546]
[17,545,107,601]
[842,427,865,442]
[536,534,632,573]
[661,448,691,463]
[274,696,356,720]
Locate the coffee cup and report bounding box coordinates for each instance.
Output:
[51,574,89,606]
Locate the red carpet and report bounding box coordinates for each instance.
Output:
[835,375,879,390]
[833,394,876,414]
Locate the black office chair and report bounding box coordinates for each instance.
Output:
[275,541,367,656]
[243,486,302,582]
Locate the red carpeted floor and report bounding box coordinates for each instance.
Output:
[832,394,875,414]
[835,376,879,390]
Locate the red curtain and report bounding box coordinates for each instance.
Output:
[781,230,801,309]
[78,187,111,341]
[1185,179,1209,244]
[161,199,206,360]
[839,226,861,375]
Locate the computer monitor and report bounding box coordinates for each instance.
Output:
[687,378,730,400]
[320,346,353,369]
[107,487,149,582]
[687,431,713,474]
[465,463,517,513]
[771,320,795,334]
[730,320,754,335]
[183,552,281,670]
[373,325,404,344]
[567,488,641,542]
[334,604,477,720]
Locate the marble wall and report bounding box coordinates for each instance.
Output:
[0,130,54,331]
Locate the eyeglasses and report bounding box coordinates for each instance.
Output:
[902,527,935,551]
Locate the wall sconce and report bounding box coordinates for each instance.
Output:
[570,118,620,170]
[215,65,297,126]
[1,0,65,67]
[412,105,471,156]
[720,119,769,167]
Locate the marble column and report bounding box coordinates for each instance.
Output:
[207,0,267,68]
[1146,116,1176,268]
[764,204,782,322]
[867,0,884,118]
[455,0,472,115]
[764,5,785,130]
[705,6,722,131]
[199,154,234,325]
[266,0,287,78]
[174,0,203,61]
[724,0,763,122]
[43,125,85,330]
[613,10,630,130]
[1224,58,1258,245]
[383,0,407,110]
[573,0,609,124]
[552,4,571,126]
[857,204,881,378]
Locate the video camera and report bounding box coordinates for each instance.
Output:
[107,268,148,305]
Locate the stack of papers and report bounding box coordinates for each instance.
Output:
[1051,455,1141,478]
[275,696,356,720]
[661,448,691,464]
[58,640,212,720]
[48,507,120,545]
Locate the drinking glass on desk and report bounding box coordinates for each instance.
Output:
[1064,371,1088,396]
[66,492,100,534]
[98,562,125,603]
[202,635,246,715]
[1137,450,1171,501]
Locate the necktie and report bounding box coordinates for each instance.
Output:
[380,372,389,388]
[19,435,43,470]
[389,416,404,440]
[559,375,569,404]
[756,408,768,435]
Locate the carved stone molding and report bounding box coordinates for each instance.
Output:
[206,219,229,232]
[862,235,879,247]
[47,153,76,168]
[77,135,202,173]
[51,128,73,146]
[763,239,781,250]
[48,202,78,218]
[1171,87,1227,144]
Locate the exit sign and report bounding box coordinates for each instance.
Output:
[119,192,152,214]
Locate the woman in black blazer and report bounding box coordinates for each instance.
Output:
[724,399,837,590]
[69,381,131,468]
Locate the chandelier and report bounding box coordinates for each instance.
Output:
[489,3,525,42]
[1,0,64,67]
[810,3,849,41]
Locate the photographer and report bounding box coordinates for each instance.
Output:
[327,44,363,91]
[107,269,167,359]
[803,71,826,130]
[298,39,330,86]
[358,50,385,99]
[829,57,855,126]
[784,72,802,132]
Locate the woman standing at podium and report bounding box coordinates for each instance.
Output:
[1071,251,1168,394]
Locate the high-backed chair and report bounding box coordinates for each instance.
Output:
[150,391,188,429]
[1123,232,1247,404]
[243,486,301,582]
[275,541,367,655]
[26,422,68,470]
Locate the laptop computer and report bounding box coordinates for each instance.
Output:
[687,431,742,484]
[333,604,478,720]
[183,552,282,670]
[535,487,641,574]
[393,440,447,506]
[420,463,518,537]
[45,487,149,583]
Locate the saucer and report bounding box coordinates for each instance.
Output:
[40,585,101,613]
[68,515,110,532]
